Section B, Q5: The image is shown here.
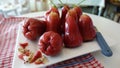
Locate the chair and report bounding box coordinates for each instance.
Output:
[103,0,120,20]
[114,13,120,23]
[16,0,30,14]
[0,3,20,18]
[111,0,120,23]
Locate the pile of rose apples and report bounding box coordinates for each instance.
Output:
[22,5,96,56]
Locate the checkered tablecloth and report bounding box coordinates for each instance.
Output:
[0,16,104,68]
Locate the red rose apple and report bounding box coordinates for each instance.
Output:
[46,12,61,34]
[60,5,70,34]
[23,18,46,40]
[78,14,96,41]
[38,31,63,56]
[64,10,83,48]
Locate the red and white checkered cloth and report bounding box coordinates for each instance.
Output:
[0,16,104,68]
[0,14,4,23]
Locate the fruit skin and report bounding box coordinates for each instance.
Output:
[64,11,83,48]
[38,31,63,56]
[46,12,61,34]
[60,5,70,34]
[78,14,96,41]
[22,18,46,40]
[67,9,78,22]
[73,6,82,19]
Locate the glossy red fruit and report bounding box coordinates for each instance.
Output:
[46,12,61,34]
[60,5,70,34]
[45,6,59,19]
[73,6,82,18]
[30,50,42,63]
[23,18,46,40]
[64,12,83,48]
[67,9,78,21]
[38,31,63,56]
[78,14,96,41]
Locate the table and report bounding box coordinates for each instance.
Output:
[0,4,21,17]
[20,11,120,68]
[90,14,120,68]
[50,0,105,16]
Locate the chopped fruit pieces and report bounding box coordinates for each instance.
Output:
[30,50,42,63]
[34,58,43,64]
[18,48,25,53]
[18,43,46,65]
[24,50,30,56]
[18,48,30,56]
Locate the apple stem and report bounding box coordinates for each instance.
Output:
[77,0,86,6]
[50,0,57,7]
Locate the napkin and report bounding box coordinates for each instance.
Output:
[0,16,104,68]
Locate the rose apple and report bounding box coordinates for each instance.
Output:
[22,18,46,40]
[38,31,63,56]
[78,14,96,41]
[64,11,83,48]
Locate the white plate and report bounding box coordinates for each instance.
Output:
[12,16,118,68]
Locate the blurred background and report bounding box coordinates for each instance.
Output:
[0,0,120,23]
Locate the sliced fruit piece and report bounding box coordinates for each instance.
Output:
[19,43,28,49]
[30,50,42,63]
